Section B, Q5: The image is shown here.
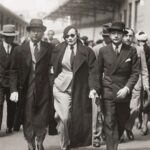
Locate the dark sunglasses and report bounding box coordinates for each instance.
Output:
[65,34,75,38]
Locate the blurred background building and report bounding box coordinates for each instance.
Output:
[45,0,150,42]
[0,0,149,43]
[0,4,28,43]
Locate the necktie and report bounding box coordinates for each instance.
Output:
[114,45,119,57]
[7,44,10,54]
[70,45,75,70]
[34,43,39,61]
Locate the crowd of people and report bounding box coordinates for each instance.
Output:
[0,18,150,150]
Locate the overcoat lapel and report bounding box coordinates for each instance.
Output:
[111,44,131,74]
[36,42,48,63]
[73,43,87,74]
[54,42,66,76]
[22,42,32,68]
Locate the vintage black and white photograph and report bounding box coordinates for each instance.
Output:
[0,0,150,150]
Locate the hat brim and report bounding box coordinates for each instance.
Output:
[0,31,19,36]
[108,28,128,34]
[101,32,109,36]
[26,25,46,32]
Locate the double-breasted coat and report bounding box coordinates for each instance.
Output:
[98,43,140,149]
[10,41,55,128]
[53,41,99,147]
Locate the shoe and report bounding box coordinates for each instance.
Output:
[119,134,126,143]
[93,138,101,147]
[141,127,148,136]
[126,130,134,141]
[6,128,12,134]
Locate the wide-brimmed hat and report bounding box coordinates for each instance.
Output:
[0,24,18,36]
[108,22,128,34]
[26,19,46,32]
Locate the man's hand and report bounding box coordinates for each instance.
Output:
[117,86,129,99]
[10,92,18,103]
[89,89,98,99]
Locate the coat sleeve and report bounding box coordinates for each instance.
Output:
[88,48,100,92]
[9,46,19,93]
[97,48,104,94]
[125,47,140,91]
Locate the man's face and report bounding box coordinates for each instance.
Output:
[109,30,124,45]
[123,29,134,45]
[3,36,15,44]
[47,30,54,40]
[65,28,77,46]
[29,27,44,43]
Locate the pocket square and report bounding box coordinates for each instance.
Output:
[125,58,131,62]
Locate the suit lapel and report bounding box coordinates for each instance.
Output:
[111,44,131,74]
[73,43,87,74]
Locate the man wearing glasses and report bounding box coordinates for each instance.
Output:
[97,22,140,150]
[52,25,99,150]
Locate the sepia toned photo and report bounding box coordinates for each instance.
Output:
[0,0,150,150]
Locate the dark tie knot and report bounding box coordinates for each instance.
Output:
[70,45,74,50]
[34,43,38,47]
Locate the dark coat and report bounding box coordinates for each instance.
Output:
[53,41,99,147]
[10,41,55,128]
[98,43,140,102]
[0,42,18,88]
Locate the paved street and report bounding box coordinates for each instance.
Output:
[0,102,150,150]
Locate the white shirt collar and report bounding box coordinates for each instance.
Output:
[67,43,77,55]
[2,40,12,53]
[112,43,122,53]
[30,40,40,50]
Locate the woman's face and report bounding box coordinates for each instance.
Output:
[65,28,77,46]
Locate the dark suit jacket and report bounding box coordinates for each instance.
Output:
[0,41,18,87]
[10,41,55,127]
[98,43,140,102]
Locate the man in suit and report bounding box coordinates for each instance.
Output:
[10,19,55,150]
[0,24,19,133]
[97,22,140,150]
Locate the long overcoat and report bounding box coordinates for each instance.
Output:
[10,41,55,128]
[53,41,99,147]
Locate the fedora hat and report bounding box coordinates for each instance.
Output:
[26,19,46,32]
[108,22,128,34]
[101,23,111,36]
[0,24,18,36]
